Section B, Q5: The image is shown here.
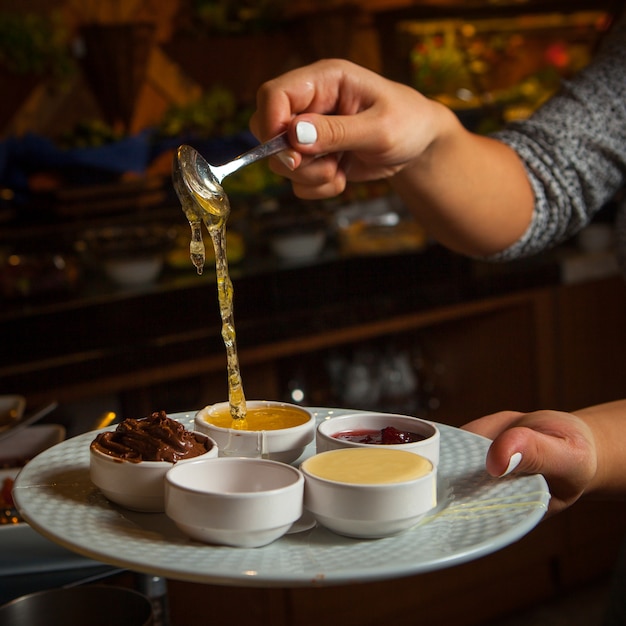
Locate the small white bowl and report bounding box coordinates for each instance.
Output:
[103,256,164,287]
[270,230,326,261]
[301,448,436,539]
[0,395,26,432]
[165,457,304,548]
[316,412,440,465]
[90,431,217,512]
[0,424,65,467]
[194,401,315,464]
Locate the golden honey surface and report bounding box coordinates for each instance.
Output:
[205,405,310,431]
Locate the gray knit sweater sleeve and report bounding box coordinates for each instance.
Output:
[488,14,626,261]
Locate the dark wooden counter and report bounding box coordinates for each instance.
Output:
[0,245,559,413]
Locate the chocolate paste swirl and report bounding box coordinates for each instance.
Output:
[91,411,210,463]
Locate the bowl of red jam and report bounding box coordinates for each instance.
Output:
[316,412,439,465]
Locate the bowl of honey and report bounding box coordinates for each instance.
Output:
[316,412,440,465]
[301,447,436,538]
[194,400,315,464]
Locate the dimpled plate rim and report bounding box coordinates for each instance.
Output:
[13,408,550,588]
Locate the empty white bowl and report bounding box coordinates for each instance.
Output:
[194,401,315,463]
[316,412,440,465]
[301,447,437,539]
[165,457,304,548]
[90,431,217,513]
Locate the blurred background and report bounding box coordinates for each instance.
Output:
[1,1,625,625]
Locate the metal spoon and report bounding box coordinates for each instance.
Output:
[0,401,58,443]
[0,397,25,432]
[176,132,290,217]
[173,148,205,223]
[172,149,213,273]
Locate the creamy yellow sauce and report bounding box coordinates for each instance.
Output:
[205,405,310,431]
[303,448,432,485]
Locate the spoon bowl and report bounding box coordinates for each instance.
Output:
[175,132,289,219]
[172,151,214,273]
[173,132,290,274]
[172,149,222,226]
[176,145,228,220]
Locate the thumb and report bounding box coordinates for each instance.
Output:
[484,426,541,478]
[486,425,597,515]
[289,112,375,156]
[468,410,597,515]
[486,422,595,480]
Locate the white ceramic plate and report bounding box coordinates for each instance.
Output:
[0,424,102,577]
[13,409,550,587]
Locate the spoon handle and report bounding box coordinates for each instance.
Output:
[0,401,58,442]
[212,132,290,182]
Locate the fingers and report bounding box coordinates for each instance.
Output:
[273,110,376,199]
[264,109,401,198]
[464,410,598,515]
[251,59,354,141]
[250,63,368,196]
[483,425,540,477]
[466,410,595,478]
[461,410,525,440]
[264,148,348,199]
[268,115,355,192]
[250,59,405,187]
[286,112,376,156]
[289,154,349,199]
[261,110,381,179]
[463,413,539,478]
[250,58,441,198]
[491,425,595,515]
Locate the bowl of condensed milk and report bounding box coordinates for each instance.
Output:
[301,447,436,539]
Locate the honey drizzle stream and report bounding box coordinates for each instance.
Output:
[189,219,205,275]
[185,191,248,427]
[179,196,205,275]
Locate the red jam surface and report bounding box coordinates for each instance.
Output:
[332,426,426,445]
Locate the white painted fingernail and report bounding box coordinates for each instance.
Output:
[277,151,296,170]
[500,452,522,477]
[296,121,317,145]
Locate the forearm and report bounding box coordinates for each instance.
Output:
[391,103,535,257]
[574,399,626,498]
